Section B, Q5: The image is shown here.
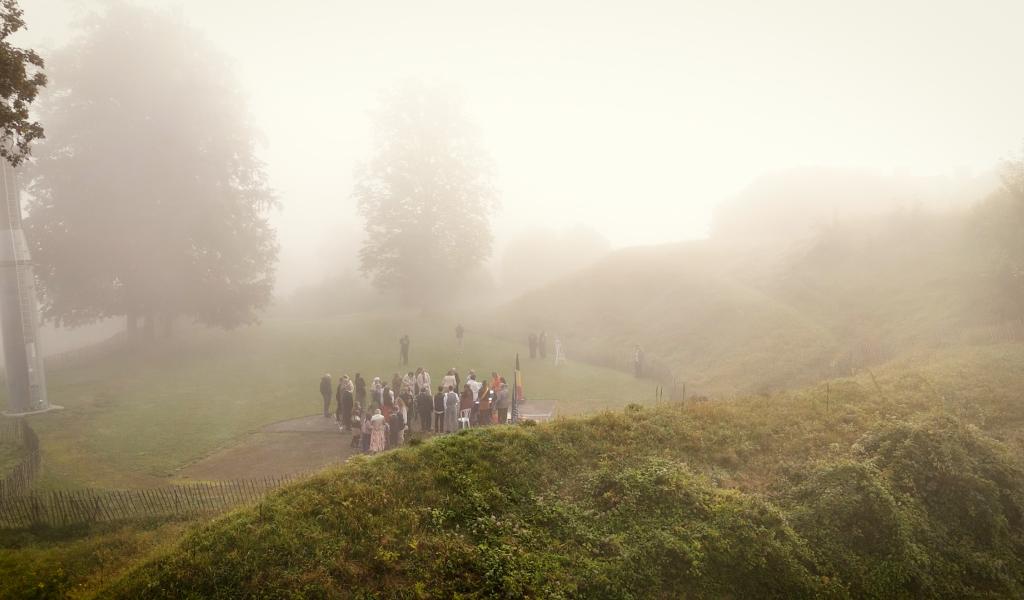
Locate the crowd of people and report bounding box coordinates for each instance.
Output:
[318,367,513,454]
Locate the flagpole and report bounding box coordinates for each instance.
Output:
[512,353,520,424]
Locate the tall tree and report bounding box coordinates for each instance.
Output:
[353,82,497,306]
[25,5,277,336]
[0,0,45,165]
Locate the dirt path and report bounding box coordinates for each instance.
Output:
[177,404,557,481]
[178,415,361,480]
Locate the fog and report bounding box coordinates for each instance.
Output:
[17,0,1024,295]
[8,4,1024,590]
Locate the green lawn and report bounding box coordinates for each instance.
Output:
[18,314,651,489]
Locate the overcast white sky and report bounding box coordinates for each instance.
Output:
[17,0,1024,289]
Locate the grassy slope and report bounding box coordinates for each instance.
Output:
[494,214,996,395]
[99,343,1024,599]
[16,314,647,489]
[493,242,838,393]
[0,518,194,600]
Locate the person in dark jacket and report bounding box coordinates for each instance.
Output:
[338,376,355,431]
[320,374,333,417]
[399,334,410,366]
[433,385,446,433]
[388,408,405,448]
[354,373,367,409]
[416,386,433,432]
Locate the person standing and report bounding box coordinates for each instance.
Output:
[433,385,446,433]
[320,373,333,418]
[355,373,367,412]
[460,383,475,426]
[477,383,493,427]
[399,334,410,366]
[370,377,383,414]
[399,385,414,430]
[444,386,460,433]
[388,404,405,449]
[417,385,433,432]
[369,409,388,454]
[382,385,395,419]
[528,333,537,359]
[495,378,510,424]
[360,412,372,453]
[467,371,482,401]
[455,323,464,350]
[441,369,457,394]
[416,368,431,396]
[337,375,355,430]
[554,337,566,366]
[539,331,548,359]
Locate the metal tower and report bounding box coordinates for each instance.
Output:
[0,162,55,416]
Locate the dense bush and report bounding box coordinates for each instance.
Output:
[102,388,1024,598]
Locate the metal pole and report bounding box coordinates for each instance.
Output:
[0,163,57,416]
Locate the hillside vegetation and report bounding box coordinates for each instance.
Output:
[99,344,1024,599]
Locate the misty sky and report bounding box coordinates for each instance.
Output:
[17,0,1024,290]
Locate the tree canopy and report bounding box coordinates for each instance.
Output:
[0,0,45,166]
[25,5,277,335]
[353,82,497,307]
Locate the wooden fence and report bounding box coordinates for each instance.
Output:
[0,475,302,528]
[0,419,41,498]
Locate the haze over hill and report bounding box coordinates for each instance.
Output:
[495,169,1017,394]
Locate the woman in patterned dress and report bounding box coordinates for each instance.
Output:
[369,409,388,454]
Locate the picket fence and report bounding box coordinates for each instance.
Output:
[0,419,41,498]
[0,475,302,528]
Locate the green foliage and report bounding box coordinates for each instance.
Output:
[859,419,1024,597]
[787,461,929,598]
[0,0,45,166]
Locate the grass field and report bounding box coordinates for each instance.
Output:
[14,314,651,489]
[0,441,23,477]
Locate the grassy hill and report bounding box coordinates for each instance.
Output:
[87,343,1024,599]
[493,209,1010,395]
